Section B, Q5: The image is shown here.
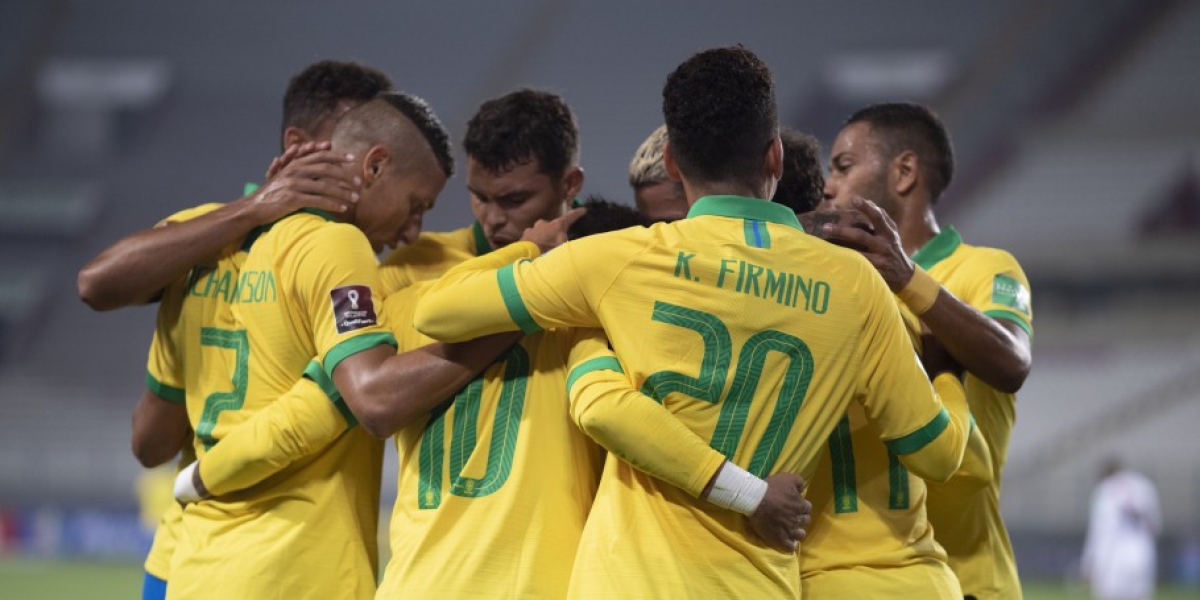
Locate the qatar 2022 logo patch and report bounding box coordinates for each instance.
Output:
[330,285,378,334]
[991,274,1030,315]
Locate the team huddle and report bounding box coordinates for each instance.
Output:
[79,45,1034,599]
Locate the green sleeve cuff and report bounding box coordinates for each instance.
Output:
[146,371,185,404]
[885,407,951,455]
[497,261,542,334]
[302,361,357,429]
[322,332,397,381]
[984,309,1033,339]
[566,356,624,396]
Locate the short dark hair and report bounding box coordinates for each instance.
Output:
[376,92,454,177]
[281,60,392,138]
[846,102,955,202]
[464,89,579,178]
[568,196,649,240]
[662,46,778,189]
[773,129,824,214]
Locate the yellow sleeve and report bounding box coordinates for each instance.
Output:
[567,329,726,498]
[857,275,969,483]
[960,249,1033,338]
[415,232,638,342]
[197,367,353,497]
[377,248,417,296]
[157,202,224,227]
[145,279,187,404]
[952,414,994,490]
[282,222,398,378]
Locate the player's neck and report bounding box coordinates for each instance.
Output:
[683,179,772,205]
[899,206,940,257]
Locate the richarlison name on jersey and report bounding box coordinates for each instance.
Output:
[674,251,830,313]
[189,267,277,304]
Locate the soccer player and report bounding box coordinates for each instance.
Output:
[629,124,689,223]
[377,88,584,294]
[819,102,1034,600]
[1081,459,1161,600]
[89,60,390,600]
[162,92,458,600]
[413,46,974,598]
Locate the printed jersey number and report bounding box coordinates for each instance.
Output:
[640,301,813,477]
[196,327,249,450]
[418,345,531,509]
[827,417,910,513]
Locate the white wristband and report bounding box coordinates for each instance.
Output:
[707,461,768,516]
[174,462,202,503]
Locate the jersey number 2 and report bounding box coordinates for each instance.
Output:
[196,327,249,450]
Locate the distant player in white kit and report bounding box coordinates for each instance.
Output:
[1081,459,1161,600]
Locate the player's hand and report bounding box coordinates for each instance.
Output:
[239,146,361,225]
[821,197,915,292]
[519,207,587,253]
[921,333,964,379]
[748,472,811,553]
[798,208,872,250]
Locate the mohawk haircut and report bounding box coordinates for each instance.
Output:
[464,89,579,178]
[568,196,649,240]
[281,59,392,138]
[662,45,778,189]
[332,91,454,178]
[846,102,955,202]
[628,125,670,188]
[773,129,825,215]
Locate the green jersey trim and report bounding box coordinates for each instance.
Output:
[687,195,803,231]
[322,332,398,381]
[146,371,185,405]
[497,261,542,334]
[243,182,260,196]
[911,226,963,271]
[566,356,624,395]
[885,407,951,455]
[743,219,772,249]
[302,360,357,428]
[985,309,1033,338]
[471,221,492,255]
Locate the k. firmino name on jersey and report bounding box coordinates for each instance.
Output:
[673,251,830,313]
[188,267,277,304]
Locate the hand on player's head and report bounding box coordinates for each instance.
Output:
[246,147,362,225]
[799,207,873,250]
[519,206,587,253]
[819,197,916,291]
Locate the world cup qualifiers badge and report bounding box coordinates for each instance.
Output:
[330,285,378,333]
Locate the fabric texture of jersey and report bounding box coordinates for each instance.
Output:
[376,281,605,599]
[166,211,390,600]
[920,226,1032,600]
[378,222,489,294]
[415,195,973,599]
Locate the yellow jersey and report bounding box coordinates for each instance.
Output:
[141,202,224,580]
[377,222,489,294]
[415,195,974,598]
[376,281,606,598]
[919,226,1032,600]
[166,210,393,600]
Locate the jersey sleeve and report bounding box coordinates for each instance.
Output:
[196,365,354,497]
[145,279,188,403]
[566,329,727,498]
[856,273,970,483]
[378,247,418,296]
[958,249,1033,338]
[951,414,994,490]
[282,222,398,379]
[415,233,638,342]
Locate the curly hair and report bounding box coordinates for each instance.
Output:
[846,102,955,202]
[464,89,578,178]
[281,59,392,138]
[568,196,649,240]
[773,128,824,215]
[662,46,778,188]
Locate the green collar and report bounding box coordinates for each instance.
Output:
[471,220,492,255]
[911,225,963,270]
[686,195,802,231]
[243,182,260,196]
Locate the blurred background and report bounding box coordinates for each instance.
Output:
[1,0,1198,597]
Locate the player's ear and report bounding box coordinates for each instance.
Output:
[282,126,310,152]
[764,135,784,181]
[561,166,585,203]
[663,141,683,183]
[893,150,919,197]
[362,145,390,186]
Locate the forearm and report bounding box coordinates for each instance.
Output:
[414,242,542,342]
[950,418,995,490]
[197,378,349,497]
[130,390,190,468]
[898,268,1031,392]
[78,201,257,310]
[571,372,726,497]
[336,334,521,438]
[892,373,971,483]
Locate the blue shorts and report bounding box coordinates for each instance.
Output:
[143,572,167,600]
